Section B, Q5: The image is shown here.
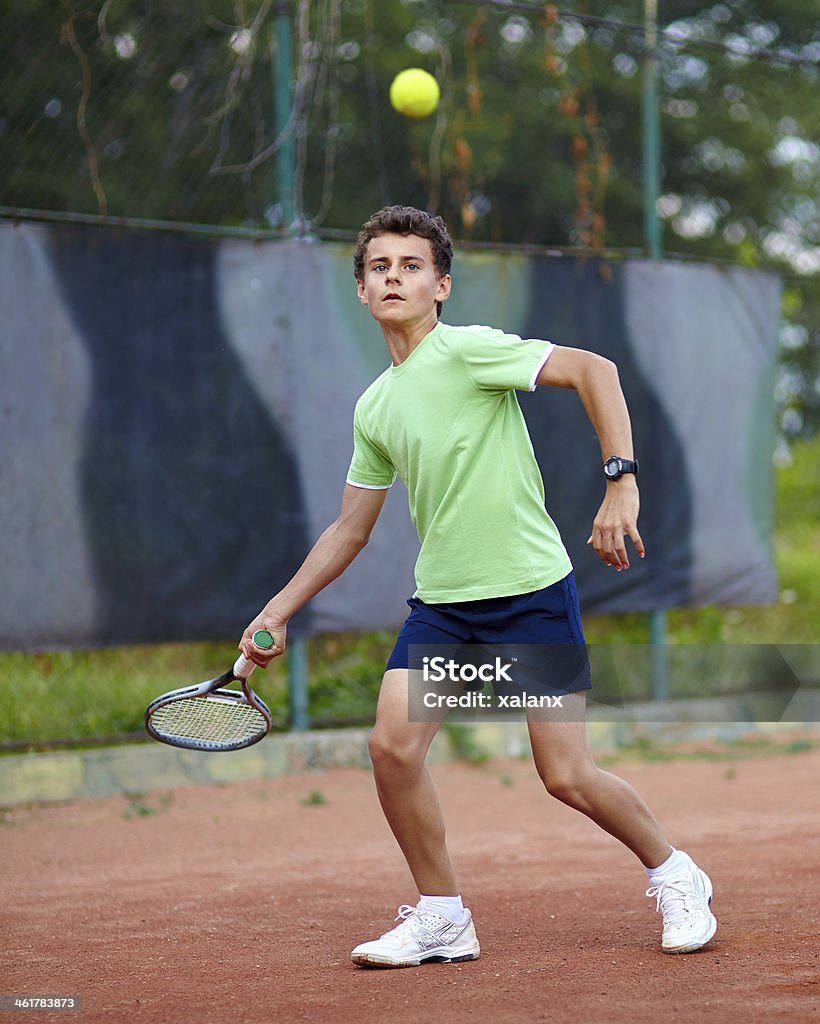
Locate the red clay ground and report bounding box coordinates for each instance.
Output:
[3,746,819,1024]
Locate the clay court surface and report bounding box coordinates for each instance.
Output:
[3,745,819,1024]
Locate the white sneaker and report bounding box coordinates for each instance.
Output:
[646,857,717,954]
[351,905,481,968]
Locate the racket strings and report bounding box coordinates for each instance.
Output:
[149,694,267,745]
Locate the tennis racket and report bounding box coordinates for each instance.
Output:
[144,629,276,752]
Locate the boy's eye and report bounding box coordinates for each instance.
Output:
[371,261,420,273]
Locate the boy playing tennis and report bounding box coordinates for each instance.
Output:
[239,205,717,967]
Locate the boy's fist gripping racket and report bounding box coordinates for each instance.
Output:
[145,630,275,752]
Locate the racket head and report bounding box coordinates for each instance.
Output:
[145,671,273,752]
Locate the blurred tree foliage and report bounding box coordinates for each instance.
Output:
[1,0,817,436]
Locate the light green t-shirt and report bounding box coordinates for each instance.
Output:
[346,322,573,602]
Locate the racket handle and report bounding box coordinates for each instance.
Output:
[233,629,276,679]
[233,653,256,679]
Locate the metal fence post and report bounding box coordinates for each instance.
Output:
[643,0,669,702]
[288,635,310,731]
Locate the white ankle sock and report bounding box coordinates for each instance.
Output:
[417,894,467,924]
[646,847,691,885]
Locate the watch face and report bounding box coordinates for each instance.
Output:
[605,459,620,477]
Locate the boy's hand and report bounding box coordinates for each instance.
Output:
[587,477,645,571]
[239,607,288,667]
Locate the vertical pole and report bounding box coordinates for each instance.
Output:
[288,636,310,732]
[642,0,662,260]
[274,1,295,229]
[273,1,306,727]
[642,0,668,701]
[649,606,668,700]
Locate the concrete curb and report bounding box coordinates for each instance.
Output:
[2,693,818,807]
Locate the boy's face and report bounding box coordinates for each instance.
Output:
[357,233,451,327]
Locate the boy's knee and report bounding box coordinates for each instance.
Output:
[538,763,596,806]
[544,774,580,805]
[368,730,425,775]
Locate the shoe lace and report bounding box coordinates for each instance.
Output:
[380,904,421,939]
[646,878,696,926]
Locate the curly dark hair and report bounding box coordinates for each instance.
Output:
[354,205,453,317]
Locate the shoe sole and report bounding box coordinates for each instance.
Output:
[351,949,480,969]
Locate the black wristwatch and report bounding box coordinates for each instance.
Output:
[603,456,639,481]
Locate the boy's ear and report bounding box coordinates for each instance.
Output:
[436,273,452,302]
[357,279,368,305]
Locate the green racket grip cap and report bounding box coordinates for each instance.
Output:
[251,629,276,651]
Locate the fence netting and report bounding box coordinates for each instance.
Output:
[2,1,817,250]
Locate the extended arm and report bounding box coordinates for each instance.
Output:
[536,346,645,571]
[239,482,389,665]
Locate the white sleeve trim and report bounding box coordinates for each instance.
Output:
[528,342,556,391]
[346,478,393,490]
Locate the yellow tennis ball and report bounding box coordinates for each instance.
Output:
[389,68,440,119]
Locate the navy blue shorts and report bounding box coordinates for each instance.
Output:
[386,571,591,695]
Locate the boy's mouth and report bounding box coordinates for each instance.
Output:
[384,293,404,302]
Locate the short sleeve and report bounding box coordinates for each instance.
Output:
[458,326,554,393]
[346,406,397,489]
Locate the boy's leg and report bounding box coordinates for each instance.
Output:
[526,694,671,866]
[527,693,716,953]
[367,668,455,895]
[351,668,481,968]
